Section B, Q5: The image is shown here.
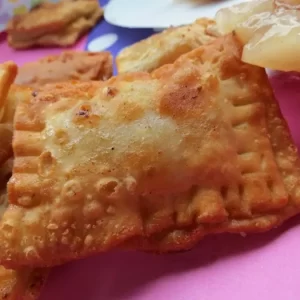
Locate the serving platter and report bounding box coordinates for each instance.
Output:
[104,0,246,29]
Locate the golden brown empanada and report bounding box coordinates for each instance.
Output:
[116,18,219,73]
[1,34,300,268]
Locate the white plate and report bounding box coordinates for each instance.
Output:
[104,0,246,29]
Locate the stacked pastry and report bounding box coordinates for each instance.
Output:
[6,0,103,49]
[1,5,300,298]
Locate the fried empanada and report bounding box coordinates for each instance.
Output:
[116,18,219,73]
[7,0,103,49]
[215,0,300,71]
[1,34,299,268]
[16,51,113,89]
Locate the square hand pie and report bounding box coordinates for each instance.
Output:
[116,18,219,73]
[16,51,113,89]
[6,0,103,49]
[0,34,299,268]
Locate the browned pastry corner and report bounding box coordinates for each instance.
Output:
[7,0,103,49]
[16,51,113,89]
[116,18,220,73]
[0,34,300,269]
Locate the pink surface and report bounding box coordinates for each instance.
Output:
[0,33,86,65]
[2,35,300,299]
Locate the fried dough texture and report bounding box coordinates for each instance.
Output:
[0,34,299,269]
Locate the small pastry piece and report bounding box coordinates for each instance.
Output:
[16,51,113,89]
[215,0,300,71]
[0,34,299,268]
[0,84,32,168]
[0,62,17,120]
[7,0,103,49]
[116,18,219,73]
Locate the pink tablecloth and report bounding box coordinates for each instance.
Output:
[2,31,300,299]
[0,33,86,65]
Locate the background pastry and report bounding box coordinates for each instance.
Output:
[6,0,103,49]
[117,18,219,73]
[16,51,113,89]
